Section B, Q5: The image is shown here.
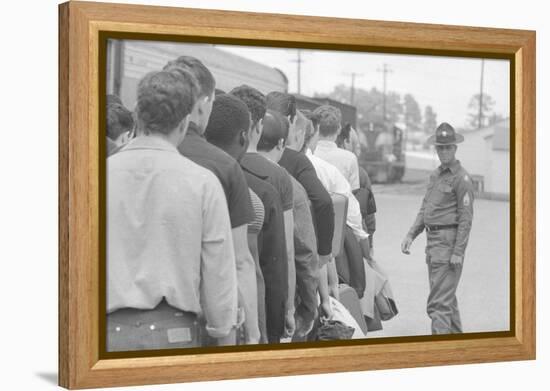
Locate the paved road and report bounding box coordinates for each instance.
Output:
[365,187,510,338]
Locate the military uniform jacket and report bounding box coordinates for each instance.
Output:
[408,160,474,260]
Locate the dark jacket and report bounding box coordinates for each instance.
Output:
[242,169,288,343]
[279,148,335,256]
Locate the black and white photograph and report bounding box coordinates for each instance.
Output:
[105,39,510,352]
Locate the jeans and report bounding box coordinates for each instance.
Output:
[106,299,202,352]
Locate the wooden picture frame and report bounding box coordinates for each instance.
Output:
[58,1,536,389]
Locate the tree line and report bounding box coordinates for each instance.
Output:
[319,84,504,132]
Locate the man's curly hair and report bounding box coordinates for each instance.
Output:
[229,85,266,128]
[136,69,199,135]
[313,105,342,137]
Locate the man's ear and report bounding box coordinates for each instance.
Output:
[192,96,208,118]
[277,138,285,150]
[179,114,191,135]
[120,131,130,145]
[189,101,200,123]
[196,96,206,115]
[239,130,247,146]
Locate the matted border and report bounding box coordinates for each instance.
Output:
[59,1,535,389]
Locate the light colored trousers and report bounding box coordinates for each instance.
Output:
[426,258,463,334]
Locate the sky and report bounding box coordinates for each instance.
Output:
[217,44,510,129]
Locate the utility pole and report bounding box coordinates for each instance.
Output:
[290,49,304,94]
[377,63,392,121]
[478,59,485,129]
[343,72,363,105]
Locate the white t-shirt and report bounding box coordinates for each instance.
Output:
[306,149,368,240]
[314,140,360,191]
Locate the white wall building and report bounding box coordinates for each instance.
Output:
[404,120,510,198]
[107,40,288,110]
[457,120,510,197]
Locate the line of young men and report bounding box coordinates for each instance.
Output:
[105,55,378,351]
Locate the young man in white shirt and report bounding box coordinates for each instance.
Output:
[107,69,238,351]
[313,105,361,192]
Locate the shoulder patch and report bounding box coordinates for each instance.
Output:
[463,193,471,206]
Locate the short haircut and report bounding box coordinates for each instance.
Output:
[214,88,226,96]
[204,94,251,147]
[266,91,296,123]
[136,69,199,136]
[107,102,134,140]
[302,109,321,130]
[163,55,215,98]
[257,110,288,152]
[313,105,342,137]
[229,85,266,127]
[336,123,352,147]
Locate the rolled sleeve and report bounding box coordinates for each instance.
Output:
[205,321,235,339]
[200,177,238,338]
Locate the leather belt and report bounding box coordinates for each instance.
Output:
[425,224,458,232]
[107,299,198,327]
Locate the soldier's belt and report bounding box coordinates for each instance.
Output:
[425,224,458,232]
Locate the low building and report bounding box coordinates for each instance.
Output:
[107,40,288,109]
[455,120,510,198]
[404,120,510,199]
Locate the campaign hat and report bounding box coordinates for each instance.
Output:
[426,122,464,145]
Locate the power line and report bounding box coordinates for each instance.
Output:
[478,59,485,129]
[377,63,393,121]
[343,72,363,105]
[290,49,304,94]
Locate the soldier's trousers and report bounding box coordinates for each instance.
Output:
[426,257,463,334]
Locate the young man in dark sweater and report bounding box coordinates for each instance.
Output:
[267,91,335,269]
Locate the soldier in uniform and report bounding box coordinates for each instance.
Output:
[401,122,474,334]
